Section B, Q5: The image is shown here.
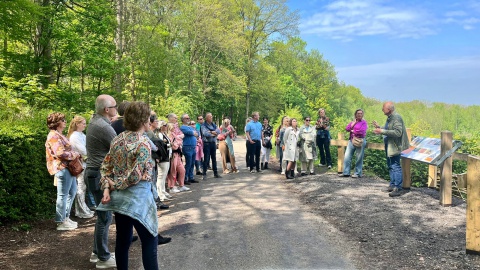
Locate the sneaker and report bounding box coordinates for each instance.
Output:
[196,171,203,175]
[96,256,116,269]
[170,186,180,193]
[383,186,394,193]
[90,252,98,263]
[163,192,173,199]
[56,221,77,231]
[91,253,115,263]
[250,170,256,173]
[281,171,285,175]
[310,172,316,175]
[327,165,332,169]
[389,188,403,197]
[318,164,326,167]
[66,217,78,227]
[190,179,199,183]
[256,169,263,173]
[178,186,190,192]
[351,174,359,178]
[300,172,306,176]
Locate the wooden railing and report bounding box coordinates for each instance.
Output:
[331,129,480,254]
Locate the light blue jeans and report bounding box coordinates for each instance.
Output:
[343,139,366,176]
[55,168,77,223]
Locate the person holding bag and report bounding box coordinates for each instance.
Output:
[45,112,81,231]
[340,109,368,178]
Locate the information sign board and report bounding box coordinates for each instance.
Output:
[401,137,442,164]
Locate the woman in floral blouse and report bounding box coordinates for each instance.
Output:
[97,101,159,270]
[45,112,80,231]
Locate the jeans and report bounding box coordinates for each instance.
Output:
[115,212,158,270]
[316,136,332,166]
[386,153,403,189]
[183,145,196,181]
[55,169,77,223]
[343,139,366,176]
[86,168,113,261]
[247,140,261,170]
[195,160,202,173]
[203,142,218,175]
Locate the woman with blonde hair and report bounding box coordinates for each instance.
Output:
[166,123,189,193]
[219,118,237,174]
[282,118,300,179]
[67,116,95,218]
[276,116,290,174]
[45,112,80,230]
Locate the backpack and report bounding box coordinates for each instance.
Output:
[151,137,169,162]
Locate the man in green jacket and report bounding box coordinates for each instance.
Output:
[373,101,410,197]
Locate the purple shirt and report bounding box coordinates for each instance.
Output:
[346,119,368,140]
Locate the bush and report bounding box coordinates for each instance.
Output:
[0,115,56,224]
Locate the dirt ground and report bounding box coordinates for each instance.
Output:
[2,158,480,269]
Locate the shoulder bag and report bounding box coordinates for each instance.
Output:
[68,156,84,176]
[350,121,364,148]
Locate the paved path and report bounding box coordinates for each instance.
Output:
[149,139,356,270]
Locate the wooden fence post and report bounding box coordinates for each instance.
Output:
[402,128,412,189]
[337,132,345,174]
[428,165,438,188]
[466,155,480,254]
[439,131,453,206]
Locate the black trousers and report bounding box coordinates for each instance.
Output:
[316,136,332,166]
[247,140,261,170]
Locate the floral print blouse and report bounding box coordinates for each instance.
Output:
[100,131,154,190]
[45,130,78,175]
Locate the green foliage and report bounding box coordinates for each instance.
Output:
[0,115,56,223]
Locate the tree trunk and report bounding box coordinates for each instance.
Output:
[114,0,124,93]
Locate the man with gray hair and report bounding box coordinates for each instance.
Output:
[201,112,222,180]
[180,114,199,184]
[85,94,117,268]
[373,101,410,197]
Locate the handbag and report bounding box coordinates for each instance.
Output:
[67,156,84,176]
[217,133,226,141]
[352,136,364,148]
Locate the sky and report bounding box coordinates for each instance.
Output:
[286,0,480,106]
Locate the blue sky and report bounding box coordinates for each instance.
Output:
[286,0,480,106]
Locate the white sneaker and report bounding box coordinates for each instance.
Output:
[281,171,285,175]
[351,174,360,178]
[66,217,78,226]
[57,221,77,231]
[327,165,332,169]
[90,253,98,263]
[163,192,173,199]
[96,256,116,269]
[179,186,190,192]
[90,253,115,263]
[318,164,326,167]
[170,186,180,193]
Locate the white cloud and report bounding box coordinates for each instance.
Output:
[300,0,436,41]
[336,56,480,105]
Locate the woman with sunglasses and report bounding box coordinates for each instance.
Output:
[298,116,317,176]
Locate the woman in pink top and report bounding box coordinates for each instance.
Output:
[341,109,368,178]
[166,123,189,193]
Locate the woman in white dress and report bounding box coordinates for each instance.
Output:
[282,118,300,179]
[67,116,95,218]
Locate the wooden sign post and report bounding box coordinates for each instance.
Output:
[466,155,480,254]
[439,131,453,206]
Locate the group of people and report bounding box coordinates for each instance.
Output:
[45,97,410,269]
[272,103,409,198]
[45,94,238,269]
[272,108,333,179]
